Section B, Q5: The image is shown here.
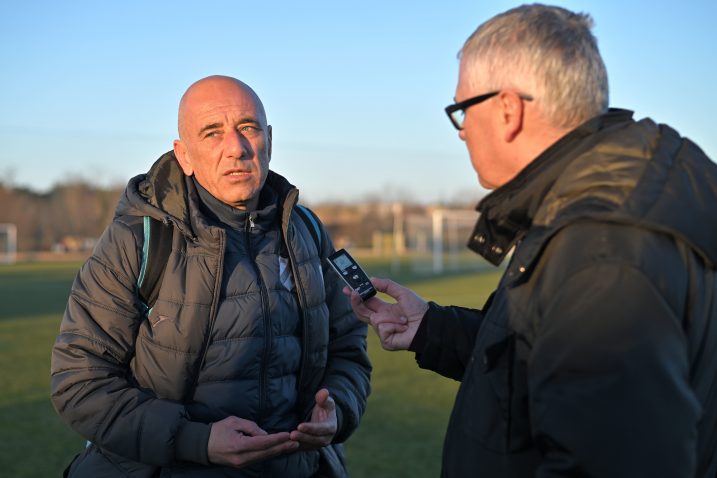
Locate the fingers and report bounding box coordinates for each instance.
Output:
[208,417,299,468]
[369,277,402,296]
[291,419,335,448]
[345,276,416,304]
[226,416,268,436]
[375,322,409,351]
[225,432,291,454]
[347,289,374,322]
[376,321,409,335]
[370,308,408,327]
[345,287,389,324]
[238,432,294,452]
[308,389,336,425]
[296,420,334,435]
[290,388,337,449]
[314,388,333,408]
[290,427,334,447]
[225,434,299,467]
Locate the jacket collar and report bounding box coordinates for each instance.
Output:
[119,150,299,240]
[468,109,635,265]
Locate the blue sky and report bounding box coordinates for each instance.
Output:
[1,1,715,204]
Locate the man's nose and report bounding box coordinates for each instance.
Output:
[225,130,249,157]
[458,129,467,142]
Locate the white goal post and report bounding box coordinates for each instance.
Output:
[403,208,486,274]
[0,224,17,264]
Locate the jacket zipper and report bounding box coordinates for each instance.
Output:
[246,212,272,425]
[187,229,225,402]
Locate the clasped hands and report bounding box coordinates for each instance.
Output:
[207,388,336,468]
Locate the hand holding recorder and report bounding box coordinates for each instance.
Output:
[337,266,428,352]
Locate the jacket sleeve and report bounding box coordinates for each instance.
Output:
[317,228,372,444]
[529,262,700,478]
[50,220,210,467]
[412,302,485,381]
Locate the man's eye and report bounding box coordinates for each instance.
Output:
[205,131,219,138]
[240,125,258,133]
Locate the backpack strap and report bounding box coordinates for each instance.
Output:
[294,204,323,254]
[137,216,173,310]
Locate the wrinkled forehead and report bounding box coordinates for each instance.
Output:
[178,78,267,134]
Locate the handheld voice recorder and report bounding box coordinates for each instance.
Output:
[327,249,377,301]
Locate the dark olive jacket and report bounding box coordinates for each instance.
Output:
[414,109,717,477]
[51,152,371,477]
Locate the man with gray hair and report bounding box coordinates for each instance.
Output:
[347,4,717,477]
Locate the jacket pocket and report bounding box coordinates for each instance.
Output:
[448,322,510,453]
[449,317,534,454]
[65,444,159,477]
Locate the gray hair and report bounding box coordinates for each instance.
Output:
[460,4,609,129]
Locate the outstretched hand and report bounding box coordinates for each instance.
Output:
[207,416,299,468]
[344,277,428,351]
[290,388,337,450]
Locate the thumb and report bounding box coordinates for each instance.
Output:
[371,277,408,299]
[315,388,334,409]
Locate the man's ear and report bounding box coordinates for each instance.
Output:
[267,125,273,161]
[499,91,525,142]
[173,139,194,175]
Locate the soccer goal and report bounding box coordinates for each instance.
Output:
[0,224,17,264]
[404,208,488,274]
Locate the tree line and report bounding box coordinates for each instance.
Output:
[0,180,480,253]
[0,182,122,252]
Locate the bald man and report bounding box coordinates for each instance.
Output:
[51,76,371,477]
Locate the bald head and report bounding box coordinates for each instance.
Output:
[177,75,268,140]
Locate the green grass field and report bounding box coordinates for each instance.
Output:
[0,259,500,477]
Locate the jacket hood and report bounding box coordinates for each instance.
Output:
[115,150,298,239]
[472,109,717,268]
[634,127,717,266]
[541,119,717,268]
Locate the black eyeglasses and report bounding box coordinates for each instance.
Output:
[445,91,534,130]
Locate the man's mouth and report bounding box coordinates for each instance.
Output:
[226,170,252,176]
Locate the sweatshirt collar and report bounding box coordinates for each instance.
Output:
[192,176,279,231]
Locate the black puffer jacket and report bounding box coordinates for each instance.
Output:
[415,109,717,477]
[51,152,371,477]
